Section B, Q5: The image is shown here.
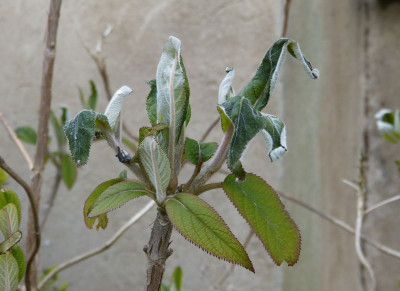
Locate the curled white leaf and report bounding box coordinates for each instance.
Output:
[104,86,133,131]
[218,67,235,104]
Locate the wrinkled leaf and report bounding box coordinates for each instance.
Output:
[0,205,19,238]
[87,179,149,217]
[260,113,287,162]
[156,36,190,168]
[184,137,217,165]
[0,231,22,254]
[146,79,157,126]
[64,110,109,166]
[104,86,133,131]
[166,193,254,271]
[0,252,19,291]
[0,190,21,229]
[61,154,77,189]
[240,38,318,111]
[10,246,25,283]
[15,126,37,145]
[0,169,8,187]
[139,136,171,203]
[223,174,300,266]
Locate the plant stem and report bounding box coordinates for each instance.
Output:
[144,209,173,291]
[194,182,222,196]
[26,0,62,289]
[40,165,62,230]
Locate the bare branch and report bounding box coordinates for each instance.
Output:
[0,157,41,291]
[40,166,62,230]
[38,200,155,289]
[281,0,292,37]
[0,111,34,170]
[365,194,400,215]
[26,1,62,289]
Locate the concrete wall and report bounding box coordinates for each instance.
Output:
[0,0,399,290]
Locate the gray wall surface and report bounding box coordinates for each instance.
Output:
[0,0,399,290]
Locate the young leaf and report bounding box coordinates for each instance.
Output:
[14,126,37,145]
[0,205,20,237]
[240,38,319,111]
[166,193,254,272]
[0,231,22,254]
[61,154,77,189]
[184,137,217,165]
[170,266,183,291]
[88,80,98,110]
[375,109,400,143]
[87,179,150,217]
[0,169,9,187]
[139,124,168,144]
[83,179,122,229]
[218,67,235,105]
[0,252,19,291]
[261,113,287,162]
[10,246,25,283]
[104,86,133,131]
[139,136,171,203]
[50,110,66,146]
[146,79,157,126]
[64,110,109,166]
[223,174,301,266]
[118,169,128,179]
[0,190,21,228]
[156,36,190,170]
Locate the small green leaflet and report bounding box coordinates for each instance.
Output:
[184,137,217,165]
[64,110,109,166]
[61,154,77,189]
[156,36,190,170]
[218,96,286,180]
[50,110,66,146]
[240,38,319,111]
[375,109,400,143]
[0,190,21,228]
[79,80,98,110]
[146,79,157,126]
[15,126,37,145]
[10,246,25,283]
[0,169,8,187]
[104,86,133,131]
[0,205,19,237]
[166,193,254,272]
[139,136,171,203]
[162,266,183,291]
[87,179,150,217]
[0,231,22,254]
[223,174,300,266]
[0,252,19,291]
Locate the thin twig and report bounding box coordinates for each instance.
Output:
[38,200,155,289]
[277,191,400,260]
[0,111,34,170]
[364,194,400,215]
[40,166,62,230]
[193,182,222,196]
[281,0,292,37]
[0,157,41,290]
[26,1,62,289]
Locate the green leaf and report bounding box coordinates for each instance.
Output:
[61,154,77,190]
[88,80,98,110]
[170,266,183,291]
[375,109,400,143]
[83,179,122,230]
[87,179,149,217]
[139,124,168,144]
[0,205,20,237]
[0,169,9,187]
[64,110,109,166]
[118,169,127,179]
[161,284,170,291]
[166,193,254,272]
[0,252,19,291]
[223,174,300,266]
[146,79,157,126]
[0,231,22,254]
[9,246,25,283]
[50,110,66,146]
[139,136,171,203]
[156,36,190,157]
[15,126,37,145]
[219,96,287,180]
[0,190,21,229]
[184,137,217,165]
[185,103,191,126]
[104,86,133,131]
[240,38,318,111]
